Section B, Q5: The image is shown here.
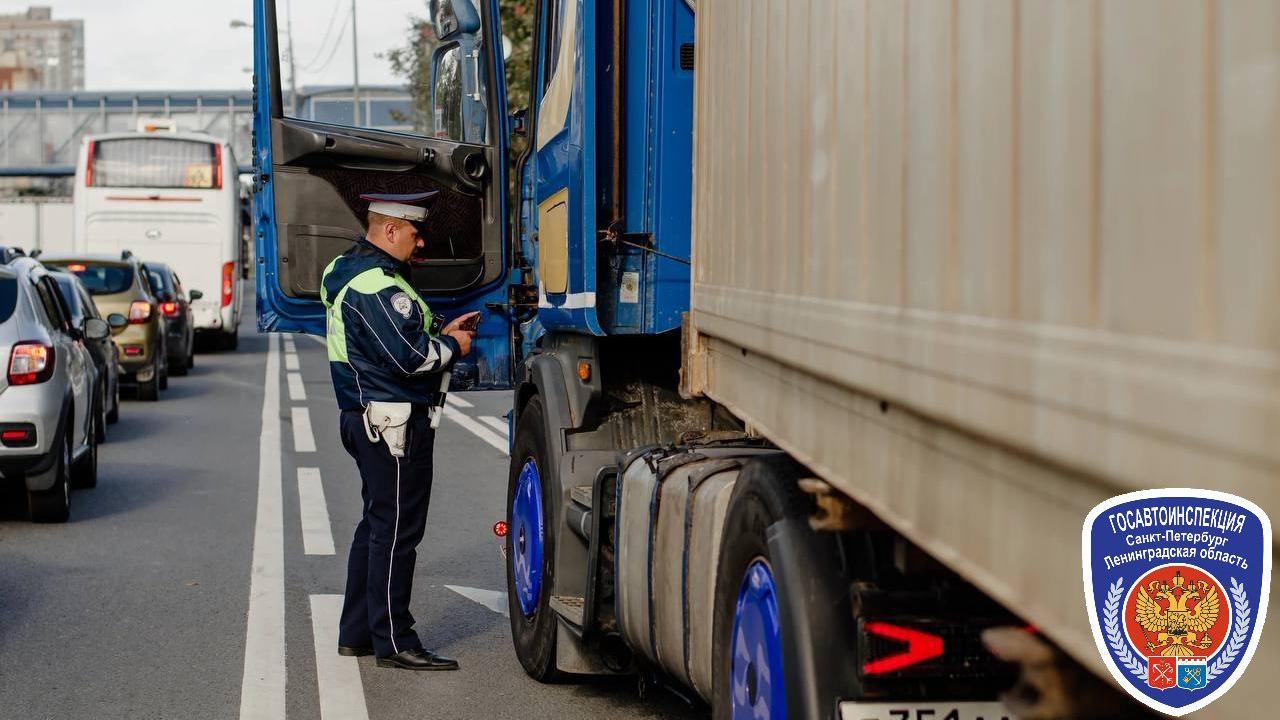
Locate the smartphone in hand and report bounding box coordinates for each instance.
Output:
[455,311,482,332]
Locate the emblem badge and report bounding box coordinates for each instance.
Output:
[1084,489,1271,716]
[389,292,414,319]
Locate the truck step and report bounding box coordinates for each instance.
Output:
[550,595,585,627]
[570,485,593,509]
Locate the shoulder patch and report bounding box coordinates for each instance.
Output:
[389,292,414,319]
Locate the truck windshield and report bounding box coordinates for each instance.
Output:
[47,263,133,295]
[89,138,219,189]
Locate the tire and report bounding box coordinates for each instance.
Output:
[138,368,160,402]
[171,345,189,376]
[94,385,107,444]
[711,456,814,720]
[505,394,562,682]
[28,425,71,523]
[159,360,169,390]
[223,327,239,351]
[72,412,99,489]
[106,380,120,424]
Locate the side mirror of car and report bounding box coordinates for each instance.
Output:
[84,317,110,341]
[189,289,204,302]
[106,313,128,336]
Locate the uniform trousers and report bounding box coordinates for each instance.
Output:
[337,408,436,658]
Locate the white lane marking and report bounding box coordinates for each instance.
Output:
[478,415,508,435]
[307,333,327,346]
[285,352,299,371]
[309,594,372,720]
[287,372,307,401]
[444,585,509,617]
[445,394,473,408]
[239,333,285,720]
[297,468,335,556]
[442,406,508,454]
[292,406,316,453]
[282,335,296,352]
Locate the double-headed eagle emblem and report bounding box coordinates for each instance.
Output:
[1134,570,1221,657]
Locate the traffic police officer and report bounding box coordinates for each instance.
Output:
[321,191,478,671]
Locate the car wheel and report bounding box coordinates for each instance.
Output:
[159,359,169,390]
[28,426,71,523]
[186,344,195,370]
[138,368,160,402]
[506,395,562,683]
[107,381,120,424]
[72,411,99,489]
[171,352,189,377]
[94,385,107,444]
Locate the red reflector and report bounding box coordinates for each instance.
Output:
[493,521,509,538]
[2,430,28,441]
[862,622,945,675]
[123,345,144,357]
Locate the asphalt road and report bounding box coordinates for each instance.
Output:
[0,325,704,720]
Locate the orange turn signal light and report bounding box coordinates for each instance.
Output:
[577,361,592,382]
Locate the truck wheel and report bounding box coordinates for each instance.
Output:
[505,395,562,682]
[712,456,814,720]
[28,427,72,523]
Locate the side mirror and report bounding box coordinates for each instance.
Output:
[106,313,128,336]
[189,289,204,301]
[509,108,528,138]
[429,0,480,42]
[83,317,110,341]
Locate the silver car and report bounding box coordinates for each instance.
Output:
[0,252,107,522]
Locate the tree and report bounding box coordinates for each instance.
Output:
[387,0,536,136]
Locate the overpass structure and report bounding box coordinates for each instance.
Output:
[0,86,414,177]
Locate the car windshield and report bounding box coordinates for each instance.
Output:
[47,263,133,295]
[50,275,86,326]
[146,267,173,297]
[0,275,15,323]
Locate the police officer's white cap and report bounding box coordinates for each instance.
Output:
[360,191,439,227]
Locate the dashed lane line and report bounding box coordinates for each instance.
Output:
[287,372,307,401]
[297,468,336,556]
[441,405,508,454]
[238,333,285,720]
[285,352,300,371]
[444,585,509,617]
[309,594,371,720]
[478,415,508,435]
[292,406,317,453]
[445,394,473,408]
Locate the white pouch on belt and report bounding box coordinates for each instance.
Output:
[363,401,414,457]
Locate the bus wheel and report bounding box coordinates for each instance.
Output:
[506,395,561,682]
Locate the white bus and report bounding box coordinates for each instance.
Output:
[72,131,242,349]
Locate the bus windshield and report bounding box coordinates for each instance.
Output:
[89,138,220,189]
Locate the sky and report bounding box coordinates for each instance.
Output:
[0,0,429,90]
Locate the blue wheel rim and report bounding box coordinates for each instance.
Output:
[730,559,786,720]
[511,458,545,618]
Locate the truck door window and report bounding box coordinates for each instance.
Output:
[539,0,563,93]
[433,45,465,140]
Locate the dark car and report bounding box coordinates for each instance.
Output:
[49,269,126,435]
[143,262,196,375]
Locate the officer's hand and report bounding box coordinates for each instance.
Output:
[447,330,475,357]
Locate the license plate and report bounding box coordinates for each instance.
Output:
[839,702,1017,720]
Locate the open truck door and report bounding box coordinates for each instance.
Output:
[252,0,512,389]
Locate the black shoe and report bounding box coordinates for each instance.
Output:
[376,648,460,671]
[337,645,374,657]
